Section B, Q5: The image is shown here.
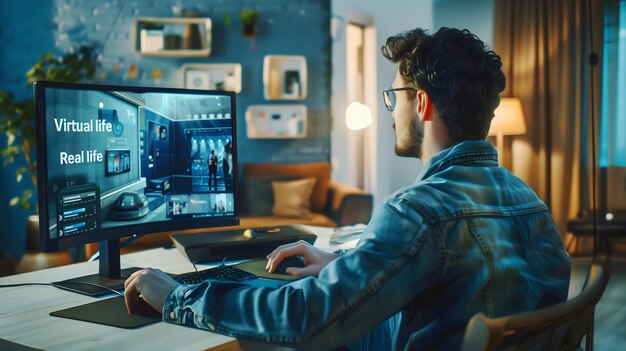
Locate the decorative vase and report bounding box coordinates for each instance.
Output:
[181,9,202,50]
[242,23,258,38]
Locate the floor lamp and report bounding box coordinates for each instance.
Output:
[488,97,527,169]
[346,101,372,189]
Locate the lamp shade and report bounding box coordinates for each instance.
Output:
[488,97,527,136]
[345,102,372,130]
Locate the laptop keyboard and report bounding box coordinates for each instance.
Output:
[175,265,257,284]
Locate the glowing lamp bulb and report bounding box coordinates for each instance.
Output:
[345,102,372,131]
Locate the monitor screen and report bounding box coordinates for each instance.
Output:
[35,81,239,254]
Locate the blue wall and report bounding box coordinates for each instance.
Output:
[0,0,331,261]
[0,1,56,261]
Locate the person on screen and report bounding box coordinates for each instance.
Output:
[158,125,167,140]
[217,200,225,213]
[222,138,233,190]
[223,138,232,176]
[207,150,218,192]
[124,27,571,350]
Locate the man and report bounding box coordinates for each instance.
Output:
[125,28,571,350]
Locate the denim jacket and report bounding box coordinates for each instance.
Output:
[163,141,572,350]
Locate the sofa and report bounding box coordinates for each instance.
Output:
[85,162,373,257]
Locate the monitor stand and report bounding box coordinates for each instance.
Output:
[52,239,143,297]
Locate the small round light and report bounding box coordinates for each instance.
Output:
[605,212,614,221]
[346,102,372,131]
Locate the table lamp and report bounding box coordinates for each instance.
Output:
[488,97,527,166]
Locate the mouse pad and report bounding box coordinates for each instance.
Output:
[50,296,161,329]
[0,338,43,351]
[235,258,301,281]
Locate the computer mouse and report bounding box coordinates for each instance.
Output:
[133,296,161,318]
[243,229,259,239]
[274,256,305,275]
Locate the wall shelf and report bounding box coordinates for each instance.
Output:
[133,17,212,57]
[263,55,307,100]
[182,63,242,93]
[245,105,307,139]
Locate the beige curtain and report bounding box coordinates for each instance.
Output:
[493,0,604,249]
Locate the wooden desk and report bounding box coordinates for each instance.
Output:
[0,226,357,351]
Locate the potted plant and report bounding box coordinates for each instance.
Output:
[239,8,260,38]
[0,46,97,210]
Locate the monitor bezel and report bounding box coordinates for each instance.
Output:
[35,81,240,252]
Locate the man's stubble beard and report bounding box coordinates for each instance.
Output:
[394,113,424,158]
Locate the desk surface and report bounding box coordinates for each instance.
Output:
[0,225,358,351]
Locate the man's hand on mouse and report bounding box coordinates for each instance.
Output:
[124,268,179,314]
[266,240,339,277]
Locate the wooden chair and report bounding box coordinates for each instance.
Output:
[461,261,609,351]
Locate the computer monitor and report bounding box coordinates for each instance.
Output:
[34,81,239,295]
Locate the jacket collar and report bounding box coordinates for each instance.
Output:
[417,140,498,181]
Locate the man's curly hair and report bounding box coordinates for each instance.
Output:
[382,27,506,142]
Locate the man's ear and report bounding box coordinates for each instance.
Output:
[416,90,433,121]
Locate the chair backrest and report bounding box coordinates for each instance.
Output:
[461,261,609,351]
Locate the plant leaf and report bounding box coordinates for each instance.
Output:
[3,45,96,212]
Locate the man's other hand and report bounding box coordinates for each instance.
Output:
[266,240,339,277]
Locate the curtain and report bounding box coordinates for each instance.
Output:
[493,0,605,248]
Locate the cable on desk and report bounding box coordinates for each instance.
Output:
[190,256,232,273]
[0,282,124,297]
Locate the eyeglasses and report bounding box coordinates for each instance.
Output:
[382,87,418,112]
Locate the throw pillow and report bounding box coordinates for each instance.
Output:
[243,176,298,215]
[243,163,330,213]
[271,177,317,218]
